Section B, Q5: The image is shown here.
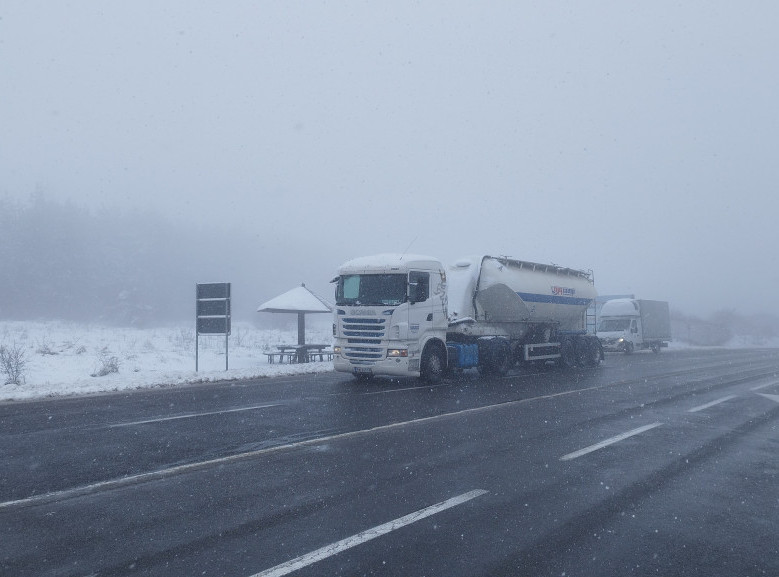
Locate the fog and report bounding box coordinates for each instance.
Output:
[2,2,779,322]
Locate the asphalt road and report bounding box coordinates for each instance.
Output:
[2,348,778,576]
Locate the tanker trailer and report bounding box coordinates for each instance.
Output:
[332,253,602,384]
[445,256,602,374]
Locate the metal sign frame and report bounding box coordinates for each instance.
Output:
[196,282,231,371]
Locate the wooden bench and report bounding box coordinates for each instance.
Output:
[266,346,334,364]
[265,351,295,364]
[307,349,334,362]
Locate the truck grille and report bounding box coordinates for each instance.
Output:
[342,317,386,362]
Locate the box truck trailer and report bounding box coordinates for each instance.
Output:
[332,254,602,383]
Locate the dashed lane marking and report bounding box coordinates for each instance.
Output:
[751,381,779,391]
[757,392,779,404]
[248,489,489,577]
[687,395,738,413]
[560,423,663,461]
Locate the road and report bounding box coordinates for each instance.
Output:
[2,348,779,576]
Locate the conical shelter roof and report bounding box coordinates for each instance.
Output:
[257,284,332,314]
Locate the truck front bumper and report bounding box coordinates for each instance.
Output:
[599,338,629,352]
[333,354,421,378]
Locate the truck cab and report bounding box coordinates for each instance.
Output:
[597,298,671,354]
[332,254,449,382]
[598,311,642,353]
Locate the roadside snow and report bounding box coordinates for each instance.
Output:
[2,320,776,402]
[0,321,334,402]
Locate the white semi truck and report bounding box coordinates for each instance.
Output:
[597,298,671,354]
[332,253,602,383]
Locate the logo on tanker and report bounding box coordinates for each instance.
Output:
[551,286,576,297]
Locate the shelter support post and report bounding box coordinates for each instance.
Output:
[298,313,305,346]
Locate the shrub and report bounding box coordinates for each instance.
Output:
[36,337,57,356]
[0,342,28,385]
[172,328,194,350]
[92,347,120,377]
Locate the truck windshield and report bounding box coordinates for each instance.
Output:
[598,318,632,331]
[336,274,407,306]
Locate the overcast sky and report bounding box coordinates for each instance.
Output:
[2,2,778,317]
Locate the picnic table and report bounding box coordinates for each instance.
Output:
[265,344,333,364]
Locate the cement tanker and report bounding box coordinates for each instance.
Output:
[332,253,602,383]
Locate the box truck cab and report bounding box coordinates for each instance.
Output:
[598,298,671,354]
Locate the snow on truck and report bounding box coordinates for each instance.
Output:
[332,254,603,383]
[597,298,671,354]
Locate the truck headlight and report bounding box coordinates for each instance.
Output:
[387,349,408,358]
[334,346,341,354]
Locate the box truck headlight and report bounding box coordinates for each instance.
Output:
[387,348,408,358]
[334,346,341,355]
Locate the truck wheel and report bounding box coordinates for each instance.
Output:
[580,336,601,367]
[492,339,512,375]
[478,338,511,376]
[650,342,661,353]
[574,338,589,366]
[624,342,634,355]
[560,338,577,367]
[421,345,445,384]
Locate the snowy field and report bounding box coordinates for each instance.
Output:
[0,320,335,402]
[1,320,777,403]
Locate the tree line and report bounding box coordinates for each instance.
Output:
[0,194,275,325]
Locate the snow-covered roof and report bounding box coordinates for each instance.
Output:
[257,284,332,314]
[338,253,442,273]
[600,298,639,316]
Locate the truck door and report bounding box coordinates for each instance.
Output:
[630,318,640,344]
[408,271,432,343]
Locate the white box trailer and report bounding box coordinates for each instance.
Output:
[598,298,671,353]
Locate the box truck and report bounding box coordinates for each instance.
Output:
[332,254,602,383]
[597,298,671,353]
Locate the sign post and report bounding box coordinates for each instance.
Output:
[196,282,231,371]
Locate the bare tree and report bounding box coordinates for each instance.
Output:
[0,342,27,385]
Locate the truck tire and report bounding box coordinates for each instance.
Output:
[588,336,603,366]
[421,344,446,384]
[560,337,577,367]
[578,336,601,367]
[478,338,511,376]
[624,341,634,355]
[574,337,588,366]
[650,342,661,353]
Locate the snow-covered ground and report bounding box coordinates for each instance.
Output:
[0,320,335,401]
[1,320,776,402]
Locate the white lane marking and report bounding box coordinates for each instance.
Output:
[758,392,779,404]
[751,381,779,391]
[248,489,488,577]
[687,395,738,413]
[108,404,281,427]
[560,423,663,461]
